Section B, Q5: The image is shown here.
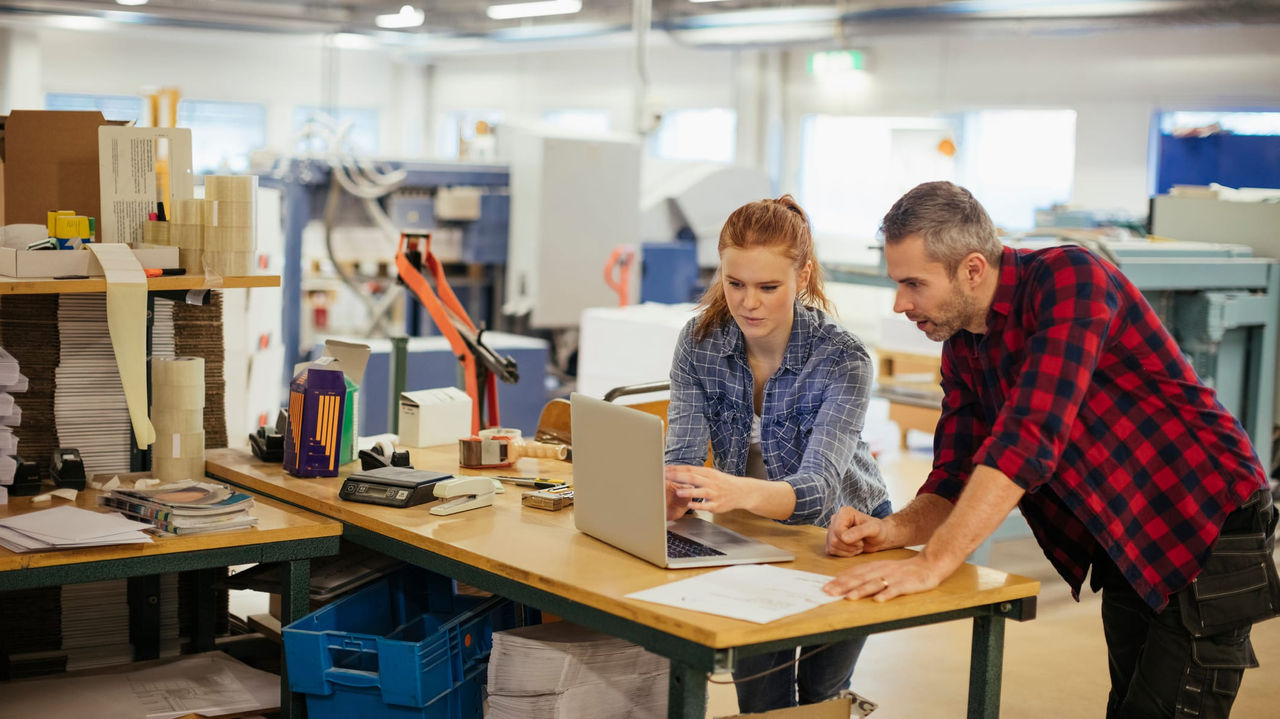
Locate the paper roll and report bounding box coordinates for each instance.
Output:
[153,456,206,482]
[204,200,255,228]
[149,407,204,434]
[152,430,205,460]
[204,175,258,202]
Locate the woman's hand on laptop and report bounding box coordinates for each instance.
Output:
[664,479,694,521]
[663,465,797,521]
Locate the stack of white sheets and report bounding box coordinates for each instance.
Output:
[486,622,668,719]
[0,505,153,552]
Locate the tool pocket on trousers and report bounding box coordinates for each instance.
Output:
[1180,534,1280,637]
[1189,628,1257,705]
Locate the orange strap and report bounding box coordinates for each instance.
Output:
[394,233,500,435]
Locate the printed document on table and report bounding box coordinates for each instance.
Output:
[625,564,844,624]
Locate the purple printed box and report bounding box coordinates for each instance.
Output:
[283,365,346,477]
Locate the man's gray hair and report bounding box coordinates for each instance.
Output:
[880,181,1002,274]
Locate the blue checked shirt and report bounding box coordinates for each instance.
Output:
[665,303,889,528]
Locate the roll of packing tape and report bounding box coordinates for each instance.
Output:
[153,456,206,482]
[203,227,254,251]
[204,200,255,228]
[149,407,205,434]
[152,356,205,386]
[144,221,171,246]
[170,224,203,249]
[151,383,204,411]
[172,198,206,225]
[203,251,252,276]
[205,175,258,202]
[479,427,522,441]
[180,248,204,274]
[152,430,205,460]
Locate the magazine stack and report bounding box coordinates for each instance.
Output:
[99,479,258,535]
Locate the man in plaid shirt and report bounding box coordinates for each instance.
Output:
[822,181,1279,718]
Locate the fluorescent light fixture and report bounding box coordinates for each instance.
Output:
[375,4,425,29]
[115,0,149,6]
[688,0,731,3]
[47,15,112,31]
[677,6,840,28]
[486,0,582,21]
[964,0,1187,19]
[489,20,609,40]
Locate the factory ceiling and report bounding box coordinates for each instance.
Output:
[1,0,1279,49]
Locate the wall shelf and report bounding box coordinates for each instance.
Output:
[0,274,281,295]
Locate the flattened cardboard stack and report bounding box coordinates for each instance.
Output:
[173,293,227,449]
[487,622,668,719]
[54,294,131,476]
[0,295,59,475]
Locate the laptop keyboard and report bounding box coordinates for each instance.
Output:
[667,530,726,559]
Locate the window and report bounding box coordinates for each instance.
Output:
[293,106,381,155]
[436,110,503,160]
[176,100,267,175]
[541,109,611,135]
[1159,111,1280,136]
[45,92,143,123]
[648,108,736,163]
[954,110,1076,232]
[799,115,957,250]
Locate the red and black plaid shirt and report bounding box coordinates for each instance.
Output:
[920,245,1267,611]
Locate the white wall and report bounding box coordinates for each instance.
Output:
[10,21,420,157]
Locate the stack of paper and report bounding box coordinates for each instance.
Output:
[54,295,133,476]
[0,651,280,719]
[487,622,668,719]
[0,505,153,552]
[100,479,258,535]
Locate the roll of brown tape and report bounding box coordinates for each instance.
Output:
[205,175,258,202]
[149,407,205,434]
[152,430,206,460]
[143,221,171,246]
[153,456,206,482]
[170,224,203,250]
[203,226,254,251]
[203,251,253,276]
[204,200,255,228]
[172,198,206,225]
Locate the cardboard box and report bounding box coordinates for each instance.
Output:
[398,386,472,448]
[0,110,120,227]
[0,243,178,278]
[723,696,855,718]
[295,340,370,466]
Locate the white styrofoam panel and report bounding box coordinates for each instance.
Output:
[506,129,642,328]
[577,303,698,399]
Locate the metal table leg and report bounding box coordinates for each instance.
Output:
[668,660,708,719]
[280,559,311,719]
[968,614,1006,719]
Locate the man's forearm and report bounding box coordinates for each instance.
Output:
[883,493,955,548]
[918,464,1025,573]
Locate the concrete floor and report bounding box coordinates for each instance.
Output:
[706,453,1280,718]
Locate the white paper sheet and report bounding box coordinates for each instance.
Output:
[625,564,845,624]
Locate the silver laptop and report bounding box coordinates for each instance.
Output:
[571,393,794,569]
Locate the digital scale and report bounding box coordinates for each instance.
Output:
[339,466,453,508]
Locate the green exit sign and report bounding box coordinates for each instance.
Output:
[808,50,866,75]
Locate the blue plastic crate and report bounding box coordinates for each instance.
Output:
[283,566,514,719]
